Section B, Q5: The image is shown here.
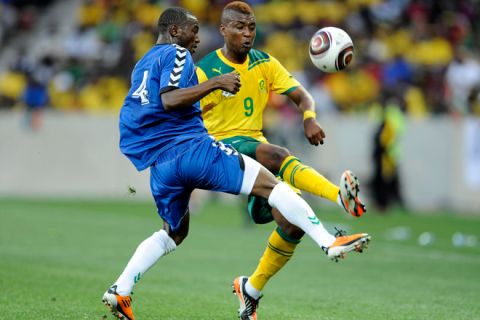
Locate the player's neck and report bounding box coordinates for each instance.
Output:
[156,34,175,46]
[221,46,247,64]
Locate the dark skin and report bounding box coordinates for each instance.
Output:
[219,10,329,239]
[166,167,282,244]
[156,13,286,244]
[220,10,325,150]
[160,16,241,111]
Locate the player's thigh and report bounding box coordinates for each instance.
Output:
[255,143,291,174]
[150,161,192,233]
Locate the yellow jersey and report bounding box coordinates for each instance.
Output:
[196,49,299,142]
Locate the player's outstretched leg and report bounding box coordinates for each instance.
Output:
[102,229,177,319]
[233,276,262,320]
[339,170,366,217]
[324,229,371,262]
[278,155,340,203]
[102,285,135,320]
[266,182,371,261]
[246,157,372,260]
[278,156,366,217]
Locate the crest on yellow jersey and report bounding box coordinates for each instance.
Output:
[258,79,266,93]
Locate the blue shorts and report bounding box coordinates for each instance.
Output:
[150,135,245,231]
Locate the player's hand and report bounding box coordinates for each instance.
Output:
[304,118,325,146]
[215,72,241,94]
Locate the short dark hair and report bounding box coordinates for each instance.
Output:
[221,1,254,23]
[157,7,192,34]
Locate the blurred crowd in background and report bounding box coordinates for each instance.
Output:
[0,0,479,119]
[1,0,479,212]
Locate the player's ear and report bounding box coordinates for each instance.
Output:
[169,24,179,37]
[219,24,226,37]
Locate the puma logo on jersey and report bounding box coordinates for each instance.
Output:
[212,67,222,75]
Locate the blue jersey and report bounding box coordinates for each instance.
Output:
[119,43,207,171]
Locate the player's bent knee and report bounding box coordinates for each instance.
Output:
[164,215,190,245]
[257,144,291,173]
[168,228,188,246]
[272,145,291,161]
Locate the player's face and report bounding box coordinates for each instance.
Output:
[177,17,200,54]
[221,12,256,56]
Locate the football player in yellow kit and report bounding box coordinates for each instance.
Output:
[196,2,368,319]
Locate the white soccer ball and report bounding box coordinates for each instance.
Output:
[309,27,354,73]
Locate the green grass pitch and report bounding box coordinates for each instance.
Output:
[1,198,479,319]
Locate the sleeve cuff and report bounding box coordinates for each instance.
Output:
[159,86,179,95]
[281,86,299,95]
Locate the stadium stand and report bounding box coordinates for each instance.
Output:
[0,0,479,116]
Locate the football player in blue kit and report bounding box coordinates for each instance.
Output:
[101,7,370,320]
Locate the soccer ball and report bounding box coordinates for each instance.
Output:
[309,27,354,73]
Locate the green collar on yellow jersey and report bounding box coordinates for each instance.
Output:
[196,48,271,79]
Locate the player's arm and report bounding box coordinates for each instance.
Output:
[269,54,325,146]
[161,73,240,111]
[158,46,240,111]
[287,86,326,146]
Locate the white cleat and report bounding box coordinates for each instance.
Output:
[340,170,366,217]
[326,232,371,262]
[102,285,135,320]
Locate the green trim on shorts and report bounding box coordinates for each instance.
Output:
[276,226,302,244]
[227,137,304,228]
[247,195,274,224]
[220,136,262,159]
